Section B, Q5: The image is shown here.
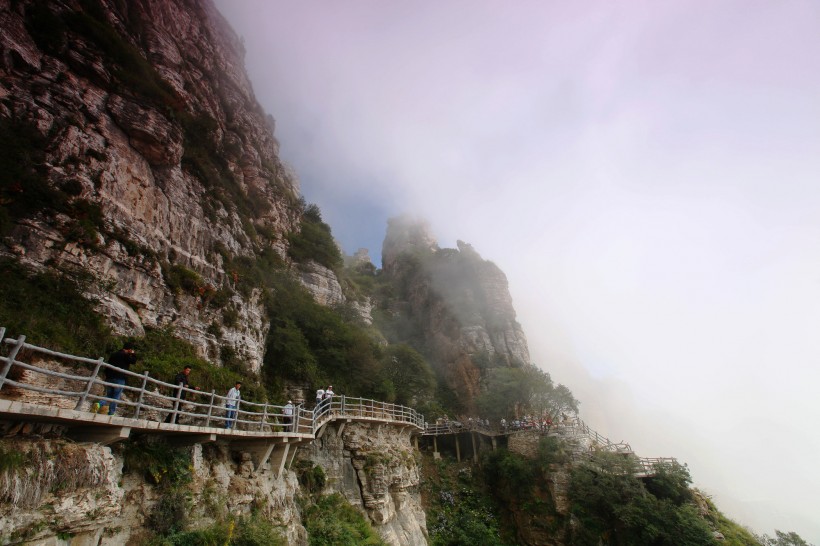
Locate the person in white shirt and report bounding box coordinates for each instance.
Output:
[283,400,294,431]
[315,387,325,407]
[225,382,241,429]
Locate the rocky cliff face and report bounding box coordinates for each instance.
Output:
[300,422,428,546]
[0,0,321,372]
[0,422,427,546]
[381,217,531,411]
[0,435,306,545]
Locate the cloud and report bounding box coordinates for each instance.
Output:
[216,0,820,541]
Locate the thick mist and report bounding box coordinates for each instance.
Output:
[215,1,820,541]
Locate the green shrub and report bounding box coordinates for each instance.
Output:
[147,487,191,537]
[0,258,113,357]
[304,493,384,546]
[0,444,25,473]
[122,438,192,486]
[294,461,326,495]
[286,204,342,271]
[162,263,204,295]
[568,452,713,545]
[421,456,506,546]
[146,515,285,546]
[128,327,267,404]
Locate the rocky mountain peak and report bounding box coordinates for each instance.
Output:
[379,217,531,411]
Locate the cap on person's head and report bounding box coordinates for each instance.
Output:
[288,400,292,404]
[123,342,136,351]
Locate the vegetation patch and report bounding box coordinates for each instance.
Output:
[286,204,343,271]
[128,327,267,403]
[568,452,713,545]
[303,493,384,546]
[293,460,326,495]
[421,456,507,546]
[122,438,192,487]
[145,514,286,546]
[0,439,108,509]
[0,257,113,357]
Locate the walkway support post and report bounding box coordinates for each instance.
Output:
[455,434,461,462]
[471,432,478,463]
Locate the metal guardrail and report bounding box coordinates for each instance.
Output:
[0,327,425,435]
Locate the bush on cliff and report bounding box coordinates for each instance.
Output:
[287,203,343,271]
[568,452,713,546]
[303,493,384,546]
[0,258,112,356]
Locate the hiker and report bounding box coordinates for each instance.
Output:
[323,385,334,411]
[283,400,294,431]
[164,365,198,424]
[97,342,137,415]
[225,381,242,429]
[315,386,325,407]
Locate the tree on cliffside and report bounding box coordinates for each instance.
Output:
[569,453,713,546]
[476,366,579,421]
[380,344,436,405]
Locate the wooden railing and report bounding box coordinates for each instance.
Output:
[0,327,425,435]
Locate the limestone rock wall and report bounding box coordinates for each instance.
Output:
[0,422,428,545]
[298,261,345,307]
[0,437,306,546]
[0,0,323,372]
[300,422,428,546]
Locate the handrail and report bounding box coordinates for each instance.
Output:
[0,328,426,436]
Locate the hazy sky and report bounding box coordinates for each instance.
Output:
[215,1,820,541]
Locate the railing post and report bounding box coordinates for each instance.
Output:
[0,335,26,390]
[169,382,183,424]
[134,371,150,419]
[75,357,104,411]
[205,389,216,427]
[260,403,268,431]
[235,399,241,430]
[341,395,345,416]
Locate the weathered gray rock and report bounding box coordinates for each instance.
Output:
[0,0,313,370]
[301,422,428,546]
[298,261,345,307]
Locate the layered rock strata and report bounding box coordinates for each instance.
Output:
[0,0,313,371]
[300,422,428,546]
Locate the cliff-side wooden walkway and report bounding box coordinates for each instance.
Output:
[0,327,425,475]
[1,326,676,478]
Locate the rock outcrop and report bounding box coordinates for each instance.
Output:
[0,436,306,546]
[0,0,333,371]
[381,216,531,411]
[301,422,428,546]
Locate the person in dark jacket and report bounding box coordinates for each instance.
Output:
[165,365,197,424]
[99,342,136,416]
